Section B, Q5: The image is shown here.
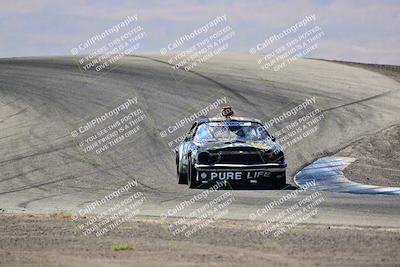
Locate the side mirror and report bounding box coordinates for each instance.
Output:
[271,135,276,142]
[184,133,191,141]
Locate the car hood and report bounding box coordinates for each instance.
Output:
[196,139,282,152]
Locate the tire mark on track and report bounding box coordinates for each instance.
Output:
[0,167,45,183]
[131,55,259,109]
[17,194,66,208]
[322,91,393,112]
[0,145,74,165]
[0,175,77,196]
[0,108,27,124]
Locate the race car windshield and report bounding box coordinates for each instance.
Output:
[194,121,270,142]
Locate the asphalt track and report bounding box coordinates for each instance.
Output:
[0,54,400,227]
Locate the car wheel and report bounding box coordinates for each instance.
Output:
[176,156,187,184]
[176,165,187,184]
[187,157,200,189]
[273,172,286,189]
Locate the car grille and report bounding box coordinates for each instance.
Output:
[215,151,265,164]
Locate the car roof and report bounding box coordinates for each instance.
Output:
[197,116,262,124]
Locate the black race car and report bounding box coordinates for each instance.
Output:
[175,107,287,189]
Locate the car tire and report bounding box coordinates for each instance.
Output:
[176,155,187,184]
[187,157,200,189]
[273,172,286,189]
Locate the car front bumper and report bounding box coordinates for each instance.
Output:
[194,163,286,183]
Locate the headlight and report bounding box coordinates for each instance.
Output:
[265,151,284,163]
[198,152,210,164]
[275,151,285,163]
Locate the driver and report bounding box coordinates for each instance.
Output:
[196,124,214,141]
